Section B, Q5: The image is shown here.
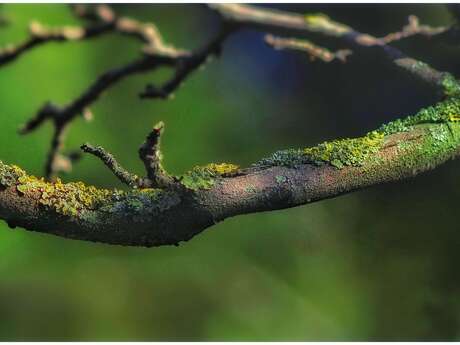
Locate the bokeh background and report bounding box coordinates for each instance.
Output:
[0,3,460,341]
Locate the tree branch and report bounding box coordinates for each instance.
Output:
[264,34,352,62]
[2,97,460,247]
[210,4,458,94]
[80,143,139,188]
[2,4,460,248]
[137,122,176,188]
[380,15,447,44]
[14,4,460,181]
[0,4,182,67]
[81,122,176,189]
[17,6,231,179]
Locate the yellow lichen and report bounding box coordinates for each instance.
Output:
[15,174,113,216]
[448,114,460,122]
[304,13,350,35]
[204,163,240,176]
[180,162,240,191]
[0,162,114,216]
[303,130,385,168]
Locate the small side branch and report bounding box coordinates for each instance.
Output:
[81,143,139,188]
[0,6,114,67]
[16,6,229,179]
[381,15,447,43]
[81,122,175,189]
[140,25,234,99]
[19,56,166,179]
[211,4,457,94]
[265,34,351,63]
[0,4,184,67]
[138,122,175,188]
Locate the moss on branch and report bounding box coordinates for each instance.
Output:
[1,94,460,246]
[256,96,460,170]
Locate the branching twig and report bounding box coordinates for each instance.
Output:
[140,24,235,99]
[0,4,184,67]
[138,122,175,188]
[265,34,351,63]
[16,6,231,179]
[381,15,447,44]
[81,143,139,188]
[81,122,176,189]
[0,6,113,66]
[210,4,456,93]
[20,56,169,178]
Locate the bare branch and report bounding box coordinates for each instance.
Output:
[16,7,229,179]
[20,56,166,178]
[138,122,175,189]
[265,34,352,63]
[81,143,139,188]
[0,7,114,67]
[381,15,447,44]
[81,122,176,189]
[140,24,234,99]
[0,4,184,67]
[210,4,457,93]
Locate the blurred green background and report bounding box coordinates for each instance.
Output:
[0,3,460,341]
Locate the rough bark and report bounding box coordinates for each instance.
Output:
[1,114,460,247]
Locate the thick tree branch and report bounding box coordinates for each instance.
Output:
[2,97,460,247]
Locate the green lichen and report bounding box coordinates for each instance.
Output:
[302,130,384,168]
[255,131,384,169]
[275,175,288,184]
[0,160,181,218]
[255,148,309,168]
[15,174,113,217]
[179,163,240,191]
[256,97,460,170]
[0,162,24,188]
[245,185,256,193]
[380,97,460,135]
[442,74,460,97]
[392,121,460,174]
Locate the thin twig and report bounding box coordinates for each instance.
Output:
[81,123,176,189]
[140,24,235,99]
[81,143,139,187]
[265,34,352,63]
[0,4,183,67]
[381,15,447,44]
[138,122,175,188]
[210,4,455,91]
[20,6,231,178]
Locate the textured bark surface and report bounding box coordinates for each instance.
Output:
[1,118,460,247]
